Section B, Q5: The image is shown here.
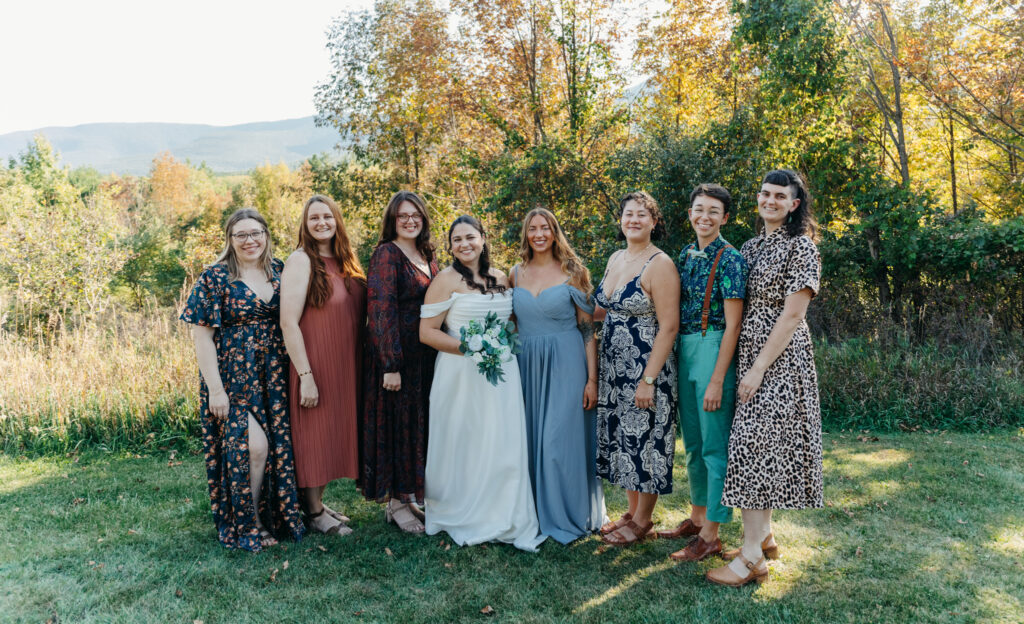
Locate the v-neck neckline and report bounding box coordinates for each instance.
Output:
[390,241,433,280]
[237,275,277,305]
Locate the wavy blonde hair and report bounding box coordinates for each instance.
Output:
[517,207,592,294]
[213,208,276,282]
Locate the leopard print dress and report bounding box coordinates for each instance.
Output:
[720,228,823,510]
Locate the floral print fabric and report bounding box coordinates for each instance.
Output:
[677,235,748,334]
[360,242,439,504]
[595,254,677,494]
[180,260,305,551]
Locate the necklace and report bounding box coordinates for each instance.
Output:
[622,242,653,264]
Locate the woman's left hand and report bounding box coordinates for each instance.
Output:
[583,379,597,410]
[634,381,655,410]
[737,367,764,403]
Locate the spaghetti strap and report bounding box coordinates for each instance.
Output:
[637,251,665,281]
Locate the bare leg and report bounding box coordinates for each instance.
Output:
[690,504,707,529]
[631,492,659,526]
[247,415,276,546]
[728,508,771,576]
[302,485,326,515]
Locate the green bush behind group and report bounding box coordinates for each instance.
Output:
[2,0,1023,455]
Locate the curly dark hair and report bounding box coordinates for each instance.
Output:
[689,183,732,215]
[760,169,819,240]
[616,191,666,241]
[447,215,506,294]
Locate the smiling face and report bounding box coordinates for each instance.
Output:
[395,200,424,242]
[757,182,799,230]
[449,222,484,266]
[620,199,656,243]
[305,201,336,243]
[230,217,267,263]
[689,194,728,243]
[526,214,554,255]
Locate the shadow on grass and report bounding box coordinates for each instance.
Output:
[0,431,1021,624]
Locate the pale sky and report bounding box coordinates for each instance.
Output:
[0,0,373,134]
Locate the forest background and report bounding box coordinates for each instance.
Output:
[1,0,1022,455]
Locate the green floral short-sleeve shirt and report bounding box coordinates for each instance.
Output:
[678,236,749,335]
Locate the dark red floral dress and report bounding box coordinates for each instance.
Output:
[359,242,438,504]
[180,260,305,551]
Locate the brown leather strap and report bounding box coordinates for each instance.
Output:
[701,245,733,336]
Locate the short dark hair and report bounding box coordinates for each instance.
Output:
[689,183,732,215]
[616,191,666,241]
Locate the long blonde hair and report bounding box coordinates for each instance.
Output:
[517,207,592,294]
[213,208,276,282]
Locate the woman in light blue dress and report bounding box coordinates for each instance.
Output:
[511,208,606,544]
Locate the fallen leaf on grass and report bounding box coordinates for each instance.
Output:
[841,508,855,518]
[855,547,863,557]
[175,589,183,598]
[444,563,453,568]
[445,543,451,551]
[975,473,985,478]
[926,496,936,503]
[957,519,967,525]
[72,498,85,506]
[480,605,495,616]
[384,547,394,556]
[317,545,327,552]
[87,561,95,566]
[12,507,18,512]
[167,461,182,467]
[963,460,969,465]
[269,568,279,582]
[353,611,362,616]
[184,497,192,504]
[194,620,204,624]
[97,538,104,543]
[127,529,138,535]
[283,560,289,570]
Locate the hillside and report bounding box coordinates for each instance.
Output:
[0,117,344,174]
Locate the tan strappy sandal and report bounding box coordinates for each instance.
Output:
[385,500,425,534]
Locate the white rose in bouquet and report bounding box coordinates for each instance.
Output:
[467,334,484,352]
[499,346,513,362]
[471,351,486,364]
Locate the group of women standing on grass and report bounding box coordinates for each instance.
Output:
[181,168,823,588]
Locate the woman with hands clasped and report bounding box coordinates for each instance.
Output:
[511,208,606,544]
[180,208,305,551]
[280,195,366,537]
[419,215,544,552]
[707,170,823,587]
[595,192,680,546]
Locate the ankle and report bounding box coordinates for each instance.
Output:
[698,528,719,542]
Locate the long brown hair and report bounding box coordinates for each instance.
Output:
[377,190,435,262]
[518,207,592,294]
[448,215,505,294]
[297,194,365,307]
[213,208,276,282]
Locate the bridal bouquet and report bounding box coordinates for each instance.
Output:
[458,312,522,386]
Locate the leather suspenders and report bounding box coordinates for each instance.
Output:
[700,245,734,337]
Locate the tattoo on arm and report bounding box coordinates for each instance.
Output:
[577,320,595,344]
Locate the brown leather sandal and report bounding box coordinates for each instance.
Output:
[600,512,632,535]
[706,553,768,587]
[721,533,779,561]
[601,519,654,546]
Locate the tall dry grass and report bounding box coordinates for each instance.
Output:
[0,305,199,454]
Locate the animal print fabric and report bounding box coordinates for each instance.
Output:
[721,229,824,510]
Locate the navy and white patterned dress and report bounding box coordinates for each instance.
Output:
[595,254,677,494]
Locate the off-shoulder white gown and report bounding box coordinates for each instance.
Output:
[420,291,545,552]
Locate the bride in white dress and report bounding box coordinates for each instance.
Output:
[419,215,545,552]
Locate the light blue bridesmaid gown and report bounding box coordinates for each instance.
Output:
[513,279,607,544]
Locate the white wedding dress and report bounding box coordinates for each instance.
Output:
[421,291,545,552]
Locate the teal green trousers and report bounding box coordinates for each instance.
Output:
[677,330,736,524]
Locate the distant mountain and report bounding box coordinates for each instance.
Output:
[0,117,345,175]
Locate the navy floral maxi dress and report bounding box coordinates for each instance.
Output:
[180,260,305,552]
[360,242,439,505]
[595,254,678,494]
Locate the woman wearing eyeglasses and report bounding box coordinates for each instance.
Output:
[280,195,367,537]
[180,207,305,552]
[359,191,440,533]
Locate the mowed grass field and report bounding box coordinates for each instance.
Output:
[1,431,1022,624]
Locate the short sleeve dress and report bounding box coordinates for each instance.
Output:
[179,260,305,551]
[595,254,678,495]
[720,229,823,510]
[360,242,439,505]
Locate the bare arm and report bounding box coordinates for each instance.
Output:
[419,271,462,356]
[737,289,813,402]
[191,326,229,419]
[703,298,743,412]
[635,255,680,409]
[280,251,319,407]
[576,305,598,410]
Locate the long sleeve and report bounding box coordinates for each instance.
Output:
[366,244,404,372]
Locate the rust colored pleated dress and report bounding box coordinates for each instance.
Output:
[289,256,367,488]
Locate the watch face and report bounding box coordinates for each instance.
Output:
[644,376,654,385]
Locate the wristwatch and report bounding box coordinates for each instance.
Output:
[643,375,655,385]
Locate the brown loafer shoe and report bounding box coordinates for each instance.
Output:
[656,518,702,540]
[721,533,779,561]
[670,536,722,562]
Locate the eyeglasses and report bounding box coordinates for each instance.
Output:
[231,230,267,242]
[397,214,423,224]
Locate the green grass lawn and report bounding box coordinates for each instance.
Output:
[2,431,1022,624]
